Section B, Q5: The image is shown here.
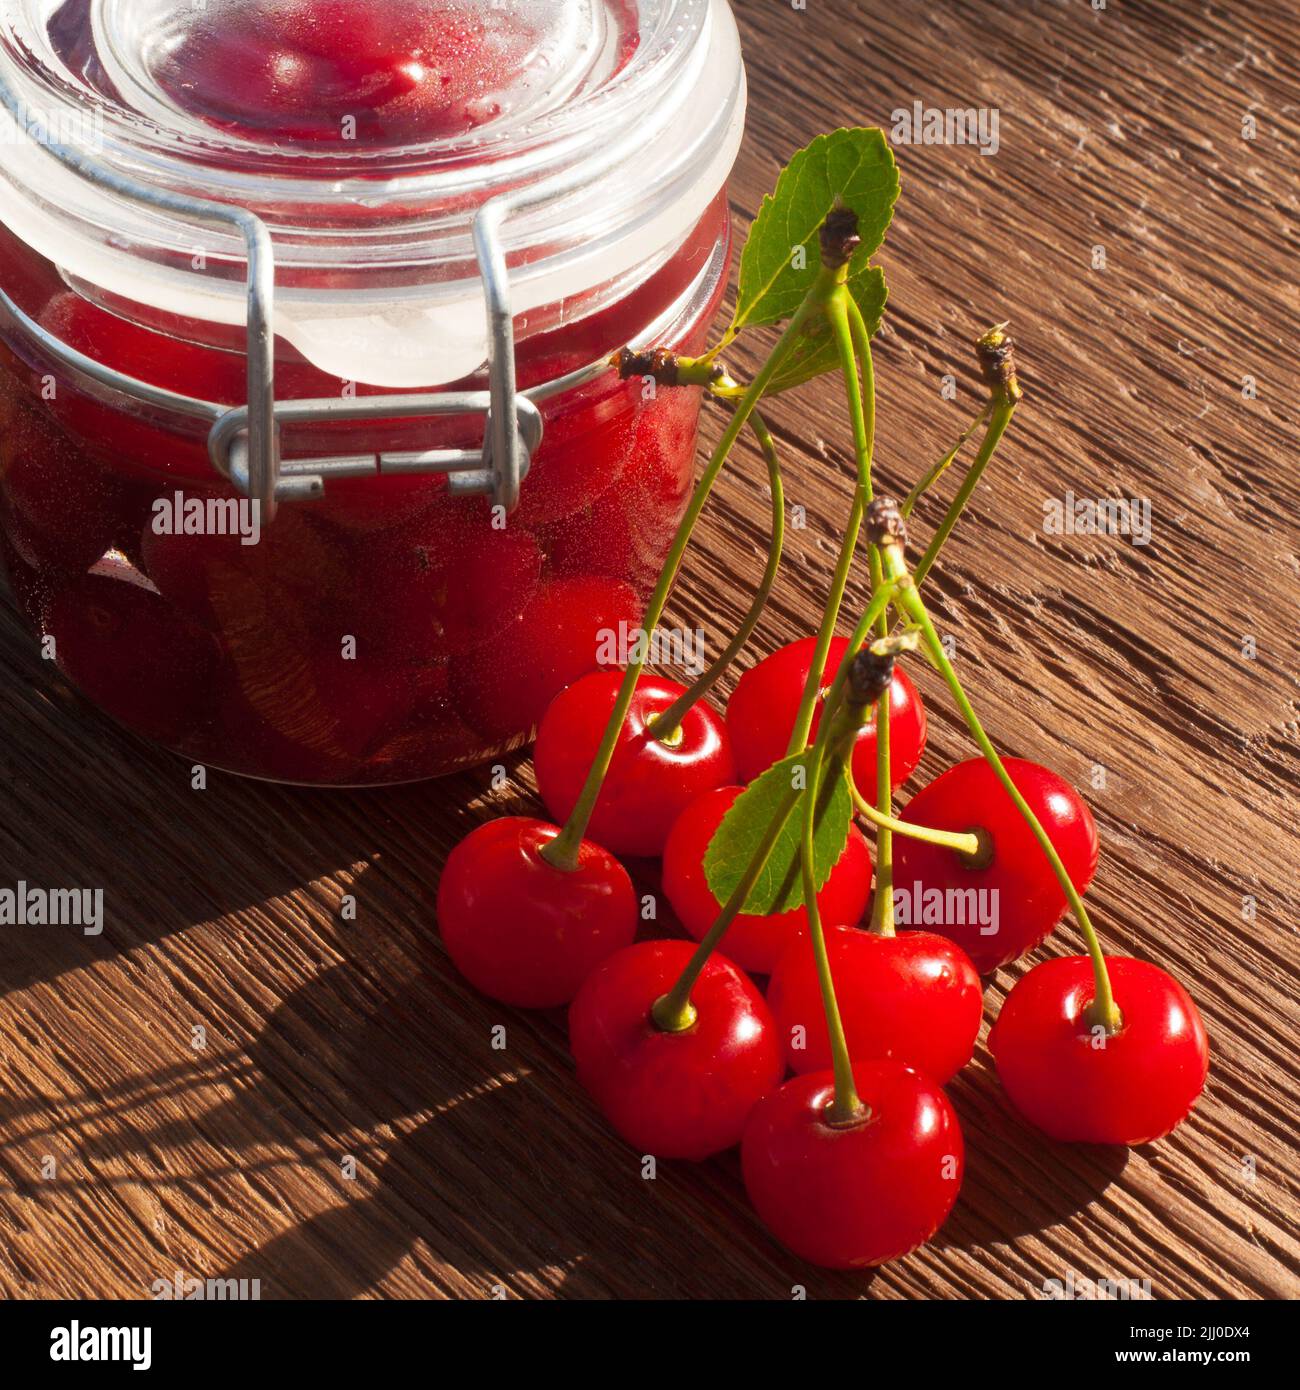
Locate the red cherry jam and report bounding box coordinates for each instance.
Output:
[0,0,740,784]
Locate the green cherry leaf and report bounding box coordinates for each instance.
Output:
[765,265,888,396]
[729,127,899,338]
[702,752,852,916]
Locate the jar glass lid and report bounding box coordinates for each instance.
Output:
[0,0,745,386]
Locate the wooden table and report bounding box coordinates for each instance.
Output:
[2,0,1297,1300]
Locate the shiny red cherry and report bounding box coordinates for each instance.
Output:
[727,636,927,790]
[437,817,638,1009]
[741,1061,965,1269]
[893,756,1099,973]
[989,955,1209,1145]
[661,785,873,974]
[568,939,783,1160]
[767,926,982,1082]
[452,575,641,742]
[534,671,734,859]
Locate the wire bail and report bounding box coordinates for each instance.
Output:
[0,67,543,522]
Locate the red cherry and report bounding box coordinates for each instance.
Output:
[514,376,645,528]
[727,636,927,790]
[452,575,640,742]
[140,499,347,628]
[989,955,1209,1145]
[893,757,1099,973]
[360,658,487,782]
[0,398,136,577]
[42,558,220,746]
[534,671,734,859]
[38,293,245,478]
[741,1062,965,1269]
[306,648,416,761]
[334,514,542,664]
[314,473,448,537]
[568,939,783,1160]
[662,785,873,974]
[205,560,360,767]
[767,926,982,1083]
[437,817,638,1009]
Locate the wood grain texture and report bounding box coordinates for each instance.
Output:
[1,0,1298,1300]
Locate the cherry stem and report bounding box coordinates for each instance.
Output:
[900,402,994,520]
[647,404,784,741]
[911,328,1020,593]
[848,777,982,856]
[845,298,896,938]
[782,482,866,754]
[541,288,828,872]
[808,577,906,746]
[652,578,901,1034]
[784,286,876,758]
[651,784,798,1034]
[800,696,866,1125]
[868,683,896,937]
[881,545,1121,1033]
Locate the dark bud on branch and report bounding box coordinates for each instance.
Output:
[848,646,896,709]
[611,347,726,389]
[820,204,861,269]
[611,346,681,385]
[864,496,907,549]
[976,324,1022,403]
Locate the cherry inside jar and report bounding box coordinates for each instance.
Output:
[0,0,745,784]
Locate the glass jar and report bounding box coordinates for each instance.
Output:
[0,0,744,784]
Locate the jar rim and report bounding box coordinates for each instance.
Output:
[0,0,745,387]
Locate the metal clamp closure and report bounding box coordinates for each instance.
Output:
[0,72,547,523]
